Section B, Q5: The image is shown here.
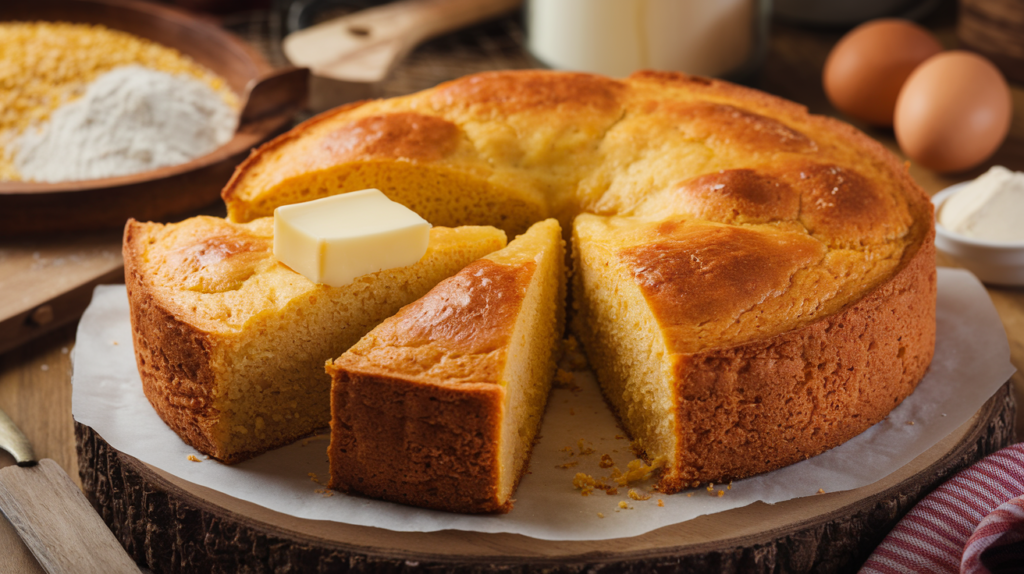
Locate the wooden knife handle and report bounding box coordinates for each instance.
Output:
[0,460,140,574]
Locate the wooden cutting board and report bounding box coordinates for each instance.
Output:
[0,232,125,356]
[75,382,1015,574]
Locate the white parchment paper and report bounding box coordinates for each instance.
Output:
[71,268,1016,541]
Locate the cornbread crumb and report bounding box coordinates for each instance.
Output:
[561,446,574,455]
[553,368,579,391]
[658,499,664,507]
[618,501,630,509]
[561,336,589,371]
[907,421,915,425]
[555,461,579,469]
[308,472,321,485]
[597,512,605,518]
[187,454,201,462]
[578,439,595,455]
[573,473,597,496]
[614,458,662,487]
[605,487,618,495]
[599,454,614,468]
[628,489,651,501]
[817,488,826,494]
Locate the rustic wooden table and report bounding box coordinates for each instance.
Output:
[2,4,1023,572]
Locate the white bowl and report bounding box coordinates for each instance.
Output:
[933,183,1024,287]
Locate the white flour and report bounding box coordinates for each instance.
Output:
[15,65,237,183]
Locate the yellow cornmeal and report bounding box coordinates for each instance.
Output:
[0,21,238,180]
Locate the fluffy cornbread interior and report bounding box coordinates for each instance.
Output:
[326,219,565,512]
[124,216,506,463]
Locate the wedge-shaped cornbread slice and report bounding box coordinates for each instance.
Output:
[326,218,566,513]
[572,213,935,493]
[124,216,506,463]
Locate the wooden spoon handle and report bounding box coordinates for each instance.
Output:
[364,0,523,44]
[0,460,140,574]
[284,0,521,82]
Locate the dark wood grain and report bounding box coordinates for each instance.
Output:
[74,383,1015,574]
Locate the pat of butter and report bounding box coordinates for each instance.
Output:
[274,189,431,287]
[940,166,1024,242]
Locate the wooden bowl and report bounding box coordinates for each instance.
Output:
[0,0,295,237]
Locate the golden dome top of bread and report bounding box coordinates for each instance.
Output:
[222,70,928,249]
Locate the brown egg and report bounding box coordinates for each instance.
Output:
[894,51,1012,173]
[823,19,943,126]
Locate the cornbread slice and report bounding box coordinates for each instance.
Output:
[572,209,935,493]
[326,218,566,513]
[124,216,506,463]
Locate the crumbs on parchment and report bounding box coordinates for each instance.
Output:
[553,368,580,393]
[187,454,201,462]
[573,473,596,496]
[628,489,651,501]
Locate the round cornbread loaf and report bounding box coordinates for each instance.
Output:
[221,69,935,495]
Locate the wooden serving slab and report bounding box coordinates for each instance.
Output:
[75,383,1015,574]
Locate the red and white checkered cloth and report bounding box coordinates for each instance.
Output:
[861,443,1024,574]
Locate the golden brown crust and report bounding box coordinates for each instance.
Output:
[662,235,936,491]
[620,224,826,336]
[220,99,370,210]
[327,373,506,513]
[344,259,534,378]
[327,260,534,513]
[428,70,626,115]
[124,219,225,459]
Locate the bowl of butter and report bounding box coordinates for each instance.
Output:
[933,166,1024,286]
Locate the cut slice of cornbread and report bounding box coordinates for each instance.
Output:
[326,218,566,513]
[124,216,506,463]
[572,213,935,492]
